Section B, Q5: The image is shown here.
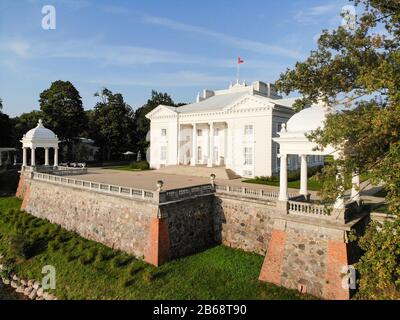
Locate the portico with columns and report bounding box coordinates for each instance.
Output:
[273,102,361,208]
[20,119,60,169]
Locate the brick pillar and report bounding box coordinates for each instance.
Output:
[145,217,170,267]
[16,174,25,199]
[259,229,287,284]
[323,241,351,300]
[20,182,31,211]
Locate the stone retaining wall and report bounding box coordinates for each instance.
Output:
[214,194,277,255]
[24,179,157,259]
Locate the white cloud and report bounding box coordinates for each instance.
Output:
[5,40,31,58]
[294,3,341,25]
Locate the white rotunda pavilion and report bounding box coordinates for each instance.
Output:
[273,102,360,209]
[20,119,60,168]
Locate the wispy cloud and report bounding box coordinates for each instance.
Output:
[88,71,232,88]
[294,3,342,25]
[99,6,305,60]
[0,37,289,72]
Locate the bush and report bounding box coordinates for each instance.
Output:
[129,161,150,170]
[0,259,16,279]
[10,234,44,260]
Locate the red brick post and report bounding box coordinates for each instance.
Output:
[145,217,170,267]
[259,229,287,284]
[323,241,351,300]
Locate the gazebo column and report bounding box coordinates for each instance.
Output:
[299,154,308,197]
[334,169,345,209]
[207,122,214,167]
[22,148,27,167]
[54,147,59,167]
[350,171,361,204]
[45,147,50,166]
[191,124,197,166]
[31,147,36,167]
[278,154,289,201]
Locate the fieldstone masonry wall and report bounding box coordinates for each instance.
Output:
[16,172,368,299]
[24,179,156,259]
[214,195,277,255]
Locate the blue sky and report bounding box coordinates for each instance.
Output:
[0,0,350,117]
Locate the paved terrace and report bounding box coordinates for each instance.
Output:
[63,167,305,194]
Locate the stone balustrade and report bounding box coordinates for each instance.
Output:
[215,184,296,200]
[287,200,331,219]
[159,184,214,203]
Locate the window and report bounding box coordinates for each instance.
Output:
[244,147,253,165]
[197,129,202,137]
[161,129,167,136]
[277,122,283,133]
[244,125,253,135]
[161,146,167,161]
[214,128,219,137]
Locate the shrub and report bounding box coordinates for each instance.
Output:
[142,268,155,284]
[129,161,150,171]
[10,234,44,260]
[0,259,15,279]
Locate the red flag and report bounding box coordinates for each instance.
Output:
[238,57,244,64]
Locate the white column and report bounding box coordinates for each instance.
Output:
[351,171,361,204]
[191,124,197,166]
[208,122,214,167]
[334,169,345,209]
[299,154,308,196]
[31,147,36,167]
[279,154,288,201]
[22,148,27,167]
[45,147,50,166]
[54,147,59,167]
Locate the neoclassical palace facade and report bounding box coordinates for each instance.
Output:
[146,80,323,178]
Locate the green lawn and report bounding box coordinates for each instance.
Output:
[243,177,322,191]
[0,196,310,300]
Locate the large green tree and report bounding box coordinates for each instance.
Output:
[133,90,185,156]
[275,0,400,299]
[89,88,135,161]
[39,81,86,160]
[0,98,14,148]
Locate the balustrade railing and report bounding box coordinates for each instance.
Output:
[215,184,296,200]
[287,200,330,218]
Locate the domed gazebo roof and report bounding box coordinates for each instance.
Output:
[21,119,59,149]
[273,101,337,156]
[286,103,332,134]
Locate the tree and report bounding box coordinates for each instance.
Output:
[89,88,135,161]
[133,90,184,156]
[39,81,86,161]
[275,0,400,298]
[13,110,44,146]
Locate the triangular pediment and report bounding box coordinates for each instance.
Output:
[146,105,177,119]
[223,95,275,112]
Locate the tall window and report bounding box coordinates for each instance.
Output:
[197,129,202,136]
[161,129,167,136]
[214,128,219,136]
[161,146,167,161]
[244,147,253,165]
[244,125,253,135]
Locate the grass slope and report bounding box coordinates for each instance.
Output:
[0,196,310,300]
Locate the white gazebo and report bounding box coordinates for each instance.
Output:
[20,119,60,168]
[273,102,360,209]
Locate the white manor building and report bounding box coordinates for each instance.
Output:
[146,81,324,178]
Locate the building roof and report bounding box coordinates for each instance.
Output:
[25,119,58,140]
[176,92,249,113]
[286,102,334,133]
